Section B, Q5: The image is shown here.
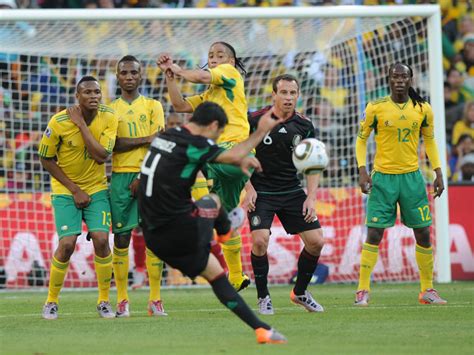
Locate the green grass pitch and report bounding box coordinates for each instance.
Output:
[0,282,473,355]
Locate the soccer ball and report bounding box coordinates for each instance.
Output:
[292,138,329,175]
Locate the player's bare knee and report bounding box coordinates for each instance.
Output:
[366,227,384,245]
[56,237,77,260]
[91,232,111,257]
[414,227,431,247]
[114,232,131,249]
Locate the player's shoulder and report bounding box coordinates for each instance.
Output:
[249,106,271,120]
[50,109,69,126]
[142,96,163,108]
[214,63,239,75]
[110,98,120,109]
[294,111,312,124]
[98,104,115,115]
[368,96,390,107]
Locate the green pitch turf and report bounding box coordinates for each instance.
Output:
[0,282,472,355]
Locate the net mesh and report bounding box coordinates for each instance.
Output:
[0,14,437,288]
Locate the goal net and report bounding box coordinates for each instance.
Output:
[0,7,449,289]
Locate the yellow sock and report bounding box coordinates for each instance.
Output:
[416,244,434,292]
[222,234,244,282]
[358,243,379,291]
[191,177,209,201]
[112,246,129,303]
[94,253,113,304]
[46,256,69,304]
[146,248,163,301]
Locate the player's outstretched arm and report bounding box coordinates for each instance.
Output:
[68,106,109,164]
[215,108,283,166]
[157,55,193,113]
[40,158,91,208]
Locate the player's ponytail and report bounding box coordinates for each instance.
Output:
[389,62,426,111]
[407,86,426,111]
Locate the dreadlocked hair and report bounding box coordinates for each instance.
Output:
[202,42,247,76]
[389,62,426,111]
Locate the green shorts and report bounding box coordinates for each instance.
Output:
[207,142,251,212]
[51,189,111,239]
[110,172,140,234]
[366,170,432,229]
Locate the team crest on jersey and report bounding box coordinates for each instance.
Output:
[292,135,302,146]
[140,114,146,122]
[412,122,419,129]
[384,120,393,127]
[44,127,51,138]
[251,216,261,227]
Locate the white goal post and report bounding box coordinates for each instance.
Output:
[0,5,450,288]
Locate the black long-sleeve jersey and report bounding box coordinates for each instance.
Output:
[249,106,315,194]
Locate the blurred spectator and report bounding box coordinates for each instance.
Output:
[457,152,474,182]
[165,112,184,129]
[449,133,474,181]
[461,33,474,90]
[452,100,474,145]
[446,67,474,105]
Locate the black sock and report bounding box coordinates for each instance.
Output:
[293,248,320,295]
[210,274,270,330]
[251,252,270,299]
[214,206,231,235]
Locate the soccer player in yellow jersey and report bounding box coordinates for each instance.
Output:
[157,42,250,291]
[39,76,118,319]
[355,63,447,306]
[110,55,166,317]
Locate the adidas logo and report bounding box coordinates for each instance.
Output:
[399,115,406,120]
[278,127,287,134]
[127,110,134,115]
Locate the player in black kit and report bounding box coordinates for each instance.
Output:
[244,74,325,315]
[138,102,287,344]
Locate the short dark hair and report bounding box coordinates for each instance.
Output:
[272,74,300,93]
[76,76,99,92]
[117,55,141,68]
[189,102,228,129]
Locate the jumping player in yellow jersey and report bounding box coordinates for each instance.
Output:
[110,55,166,317]
[355,63,447,306]
[157,42,250,291]
[39,76,118,319]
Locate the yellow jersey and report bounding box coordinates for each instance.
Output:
[110,96,165,173]
[356,96,441,174]
[186,63,249,144]
[38,105,118,195]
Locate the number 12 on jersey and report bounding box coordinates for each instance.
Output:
[141,151,161,197]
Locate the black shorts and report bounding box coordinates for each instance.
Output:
[143,196,218,279]
[248,189,321,234]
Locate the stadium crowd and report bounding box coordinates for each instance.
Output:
[0,0,473,192]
